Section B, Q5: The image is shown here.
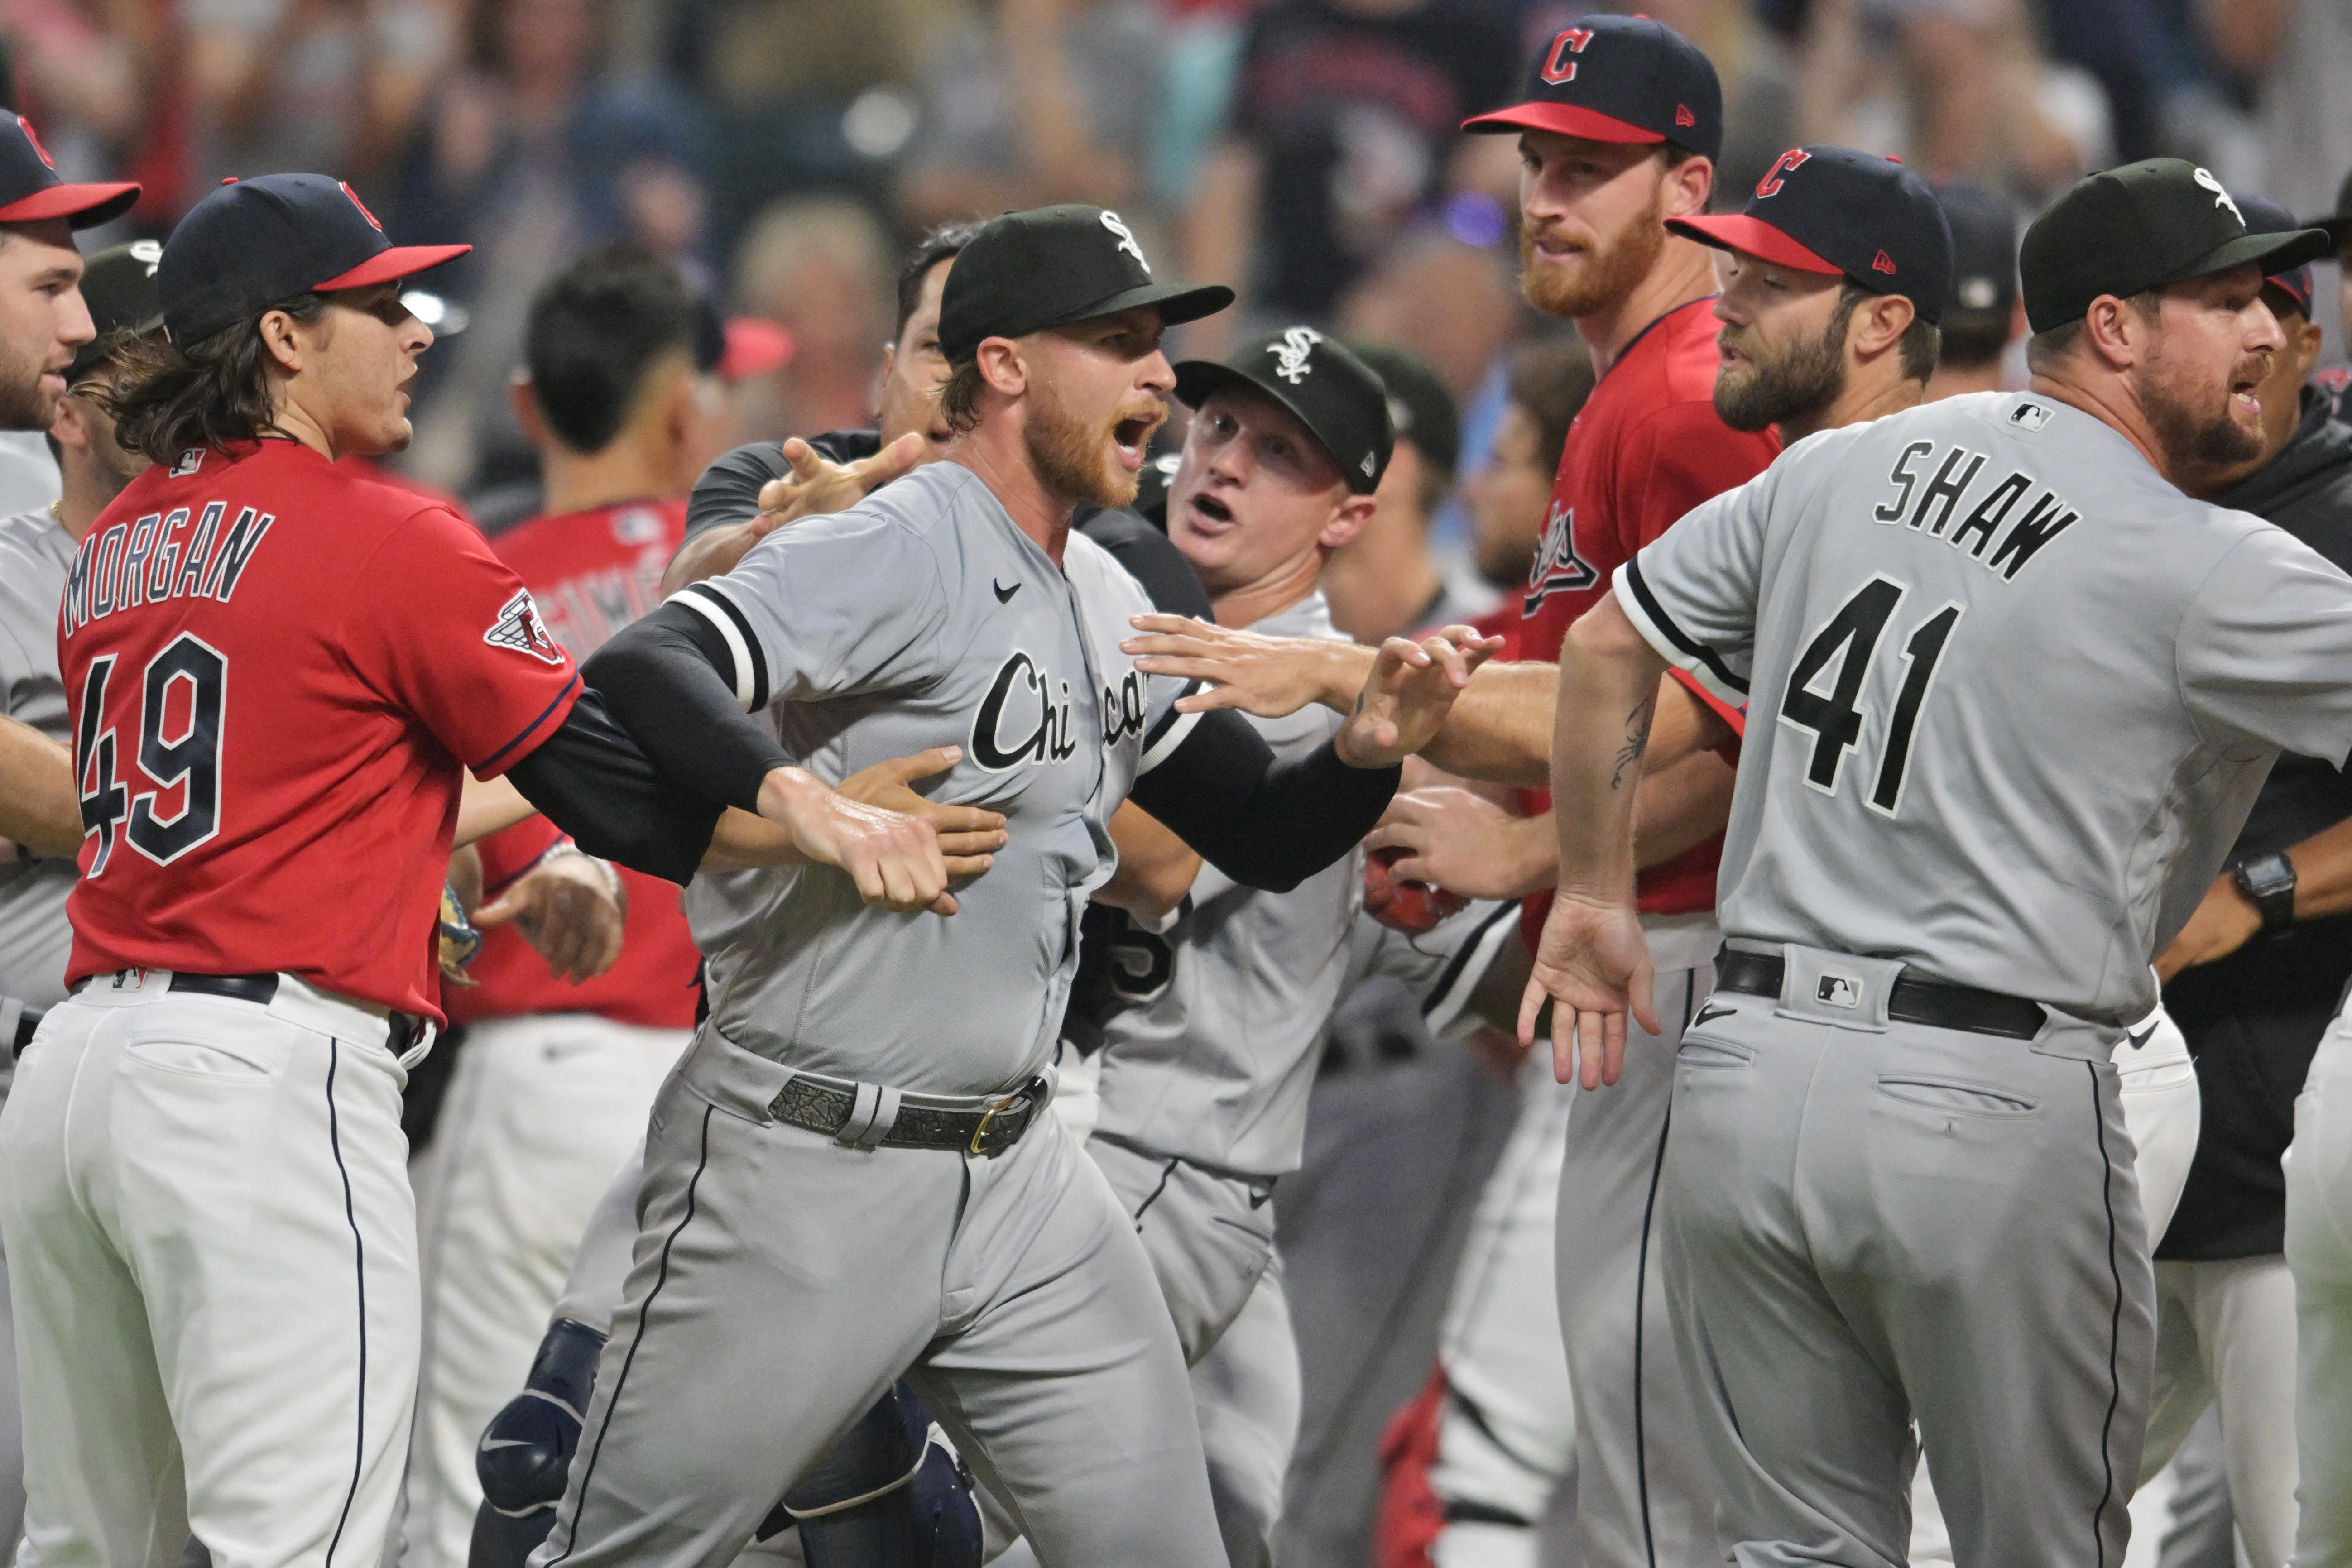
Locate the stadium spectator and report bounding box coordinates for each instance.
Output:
[1460,339,1593,592]
[187,0,451,192]
[729,193,893,443]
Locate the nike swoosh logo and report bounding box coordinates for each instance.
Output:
[1691,1002,1734,1029]
[479,1439,533,1452]
[994,579,1020,603]
[2124,1024,2156,1050]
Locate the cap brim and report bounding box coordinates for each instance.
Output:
[2158,226,2333,289]
[1666,213,1842,276]
[0,182,140,230]
[1171,358,1375,494]
[314,243,472,293]
[2305,214,2352,250]
[1068,279,1235,331]
[1462,101,1663,143]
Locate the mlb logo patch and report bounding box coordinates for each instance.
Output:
[169,449,205,478]
[1816,974,1861,1009]
[2008,400,2053,432]
[484,590,564,665]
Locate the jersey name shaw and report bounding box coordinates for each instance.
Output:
[1872,429,2081,581]
[60,499,274,635]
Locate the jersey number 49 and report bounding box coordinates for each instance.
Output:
[1778,575,1962,817]
[74,632,226,874]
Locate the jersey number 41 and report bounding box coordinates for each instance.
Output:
[73,632,226,874]
[1778,575,1962,817]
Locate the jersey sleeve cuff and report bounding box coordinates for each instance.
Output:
[667,584,770,712]
[473,672,582,779]
[1613,558,1749,711]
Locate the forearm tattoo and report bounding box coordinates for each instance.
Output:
[1609,695,1656,791]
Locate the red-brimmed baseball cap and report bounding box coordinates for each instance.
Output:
[2236,196,2317,317]
[1463,15,1723,163]
[0,113,138,228]
[1669,144,1954,324]
[157,173,470,345]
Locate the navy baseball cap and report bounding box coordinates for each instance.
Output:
[1669,145,1954,324]
[938,205,1233,364]
[1934,181,2018,323]
[67,240,165,383]
[2022,159,2328,334]
[1174,327,1395,494]
[2305,164,2352,251]
[0,113,137,228]
[158,173,470,346]
[2237,196,2316,318]
[1463,15,1723,164]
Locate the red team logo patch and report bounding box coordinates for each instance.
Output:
[340,182,385,233]
[1755,149,1811,199]
[1523,500,1598,614]
[484,590,563,665]
[1539,28,1594,84]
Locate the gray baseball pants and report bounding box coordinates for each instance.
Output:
[1552,918,1719,1568]
[1656,947,2155,1568]
[529,1025,1225,1568]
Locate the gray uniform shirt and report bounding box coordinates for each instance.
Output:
[0,507,76,1011]
[1620,391,2352,1025]
[1091,591,1358,1179]
[678,462,1192,1095]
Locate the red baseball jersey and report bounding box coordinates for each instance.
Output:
[451,499,701,1030]
[1519,297,1778,927]
[58,439,581,1022]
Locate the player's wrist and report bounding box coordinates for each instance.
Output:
[1322,644,1377,713]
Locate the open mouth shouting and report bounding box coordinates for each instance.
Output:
[1111,409,1160,472]
[1185,489,1236,533]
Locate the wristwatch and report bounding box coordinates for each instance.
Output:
[2233,851,2298,934]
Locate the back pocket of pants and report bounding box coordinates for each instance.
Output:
[1873,1074,2038,1118]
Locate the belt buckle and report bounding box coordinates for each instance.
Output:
[967,1077,1043,1157]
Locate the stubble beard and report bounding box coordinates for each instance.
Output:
[0,335,58,432]
[1714,297,1855,434]
[2142,365,2261,475]
[1024,376,1141,511]
[1520,190,1668,321]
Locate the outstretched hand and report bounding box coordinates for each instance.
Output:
[1122,614,1362,718]
[838,745,1007,880]
[475,849,628,984]
[1335,626,1506,768]
[659,432,927,596]
[1518,890,1660,1090]
[758,766,958,915]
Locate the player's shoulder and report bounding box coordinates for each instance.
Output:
[0,505,67,566]
[1063,525,1153,618]
[501,496,684,560]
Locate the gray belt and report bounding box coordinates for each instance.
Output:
[768,1069,1051,1158]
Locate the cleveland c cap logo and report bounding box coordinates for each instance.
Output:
[18,117,55,171]
[1755,148,1810,200]
[1539,27,1594,84]
[341,181,386,234]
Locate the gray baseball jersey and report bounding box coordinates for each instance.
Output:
[1619,389,2352,1022]
[0,507,76,1012]
[1090,590,1356,1179]
[674,460,1194,1096]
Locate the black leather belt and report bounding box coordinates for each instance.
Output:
[767,1074,1050,1158]
[1716,950,2045,1041]
[161,973,424,1054]
[11,1010,40,1056]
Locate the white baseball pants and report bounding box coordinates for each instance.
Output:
[0,970,419,1568]
[2287,1014,2352,1568]
[403,1013,689,1568]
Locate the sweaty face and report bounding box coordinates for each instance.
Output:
[1712,251,1852,434]
[1518,133,1672,321]
[1465,402,1553,586]
[2135,268,2279,476]
[1017,309,1169,510]
[295,285,434,458]
[0,220,91,432]
[1166,384,1349,595]
[874,257,956,455]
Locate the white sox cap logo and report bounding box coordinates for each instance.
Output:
[2192,167,2242,226]
[1269,326,1323,384]
[1099,211,1148,273]
[485,590,564,665]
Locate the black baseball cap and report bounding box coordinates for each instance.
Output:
[2237,196,2316,318]
[2020,159,2329,335]
[1462,15,1722,164]
[1669,144,1954,325]
[937,205,1233,364]
[67,240,165,383]
[0,113,137,228]
[1174,327,1395,494]
[1934,181,2018,323]
[1349,342,1459,477]
[158,173,471,347]
[2305,164,2352,250]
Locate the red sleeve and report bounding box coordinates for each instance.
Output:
[1611,401,1781,555]
[1670,668,1745,738]
[343,506,581,777]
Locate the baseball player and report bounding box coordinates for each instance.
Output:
[1521,158,2336,1566]
[535,204,1488,1568]
[2290,1014,2352,1564]
[403,247,732,1568]
[0,238,163,1560]
[3,172,945,1568]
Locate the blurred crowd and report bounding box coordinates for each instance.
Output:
[6,0,2347,585]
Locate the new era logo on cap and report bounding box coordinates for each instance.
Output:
[1463,14,1723,163]
[1669,144,1954,324]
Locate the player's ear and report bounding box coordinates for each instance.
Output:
[1661,153,1712,221]
[256,308,307,375]
[1848,293,1916,363]
[2079,293,2143,369]
[976,336,1027,400]
[1322,491,1379,551]
[509,371,549,449]
[48,388,89,452]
